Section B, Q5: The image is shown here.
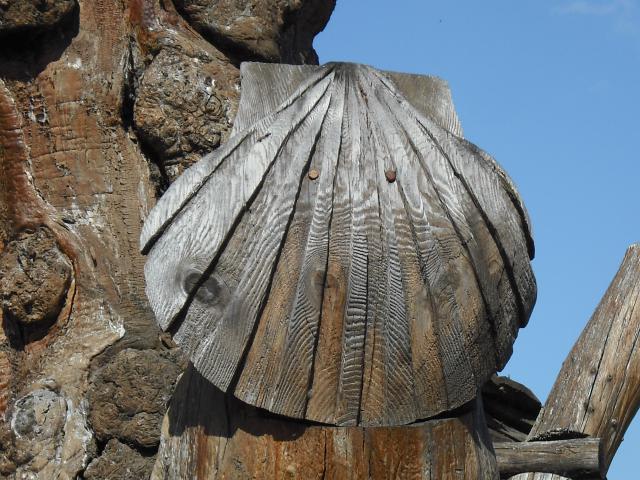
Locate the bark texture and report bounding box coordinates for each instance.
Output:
[0,0,78,37]
[173,0,336,64]
[0,0,334,478]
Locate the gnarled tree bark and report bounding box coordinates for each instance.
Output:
[0,1,334,478]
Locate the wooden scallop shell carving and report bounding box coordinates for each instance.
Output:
[141,62,536,427]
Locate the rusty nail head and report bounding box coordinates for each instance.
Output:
[385,170,396,183]
[308,168,320,180]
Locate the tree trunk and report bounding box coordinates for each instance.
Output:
[0,1,334,478]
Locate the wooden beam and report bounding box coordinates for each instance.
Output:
[495,438,603,479]
[510,244,640,480]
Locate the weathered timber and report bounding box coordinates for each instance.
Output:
[511,244,640,480]
[232,63,464,137]
[483,375,542,442]
[152,365,499,480]
[495,438,603,479]
[141,62,537,426]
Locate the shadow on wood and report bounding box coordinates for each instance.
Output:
[166,365,311,441]
[0,2,80,81]
[153,364,499,479]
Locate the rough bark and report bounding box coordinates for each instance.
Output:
[172,0,336,64]
[152,365,499,480]
[84,439,156,480]
[0,0,78,37]
[511,244,640,480]
[0,0,333,478]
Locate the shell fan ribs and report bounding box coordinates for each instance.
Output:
[140,62,536,427]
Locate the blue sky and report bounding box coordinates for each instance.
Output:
[314,1,639,477]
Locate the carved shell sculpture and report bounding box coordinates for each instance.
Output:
[141,62,536,427]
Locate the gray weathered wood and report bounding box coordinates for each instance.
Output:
[495,438,603,479]
[384,70,463,136]
[141,62,536,426]
[374,69,536,361]
[511,244,640,479]
[234,62,464,137]
[232,63,319,134]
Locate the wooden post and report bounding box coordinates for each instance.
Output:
[152,365,499,480]
[510,244,640,479]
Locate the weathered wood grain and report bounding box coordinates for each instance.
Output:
[369,77,488,410]
[384,70,463,137]
[511,244,640,480]
[176,82,333,391]
[234,77,346,416]
[152,365,499,480]
[374,70,535,360]
[233,62,464,137]
[232,63,319,134]
[495,438,603,479]
[483,376,542,442]
[142,69,334,330]
[141,62,536,426]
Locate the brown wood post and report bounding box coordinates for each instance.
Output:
[152,365,500,480]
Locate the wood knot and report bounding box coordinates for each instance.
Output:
[308,168,320,180]
[385,169,396,183]
[0,227,72,342]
